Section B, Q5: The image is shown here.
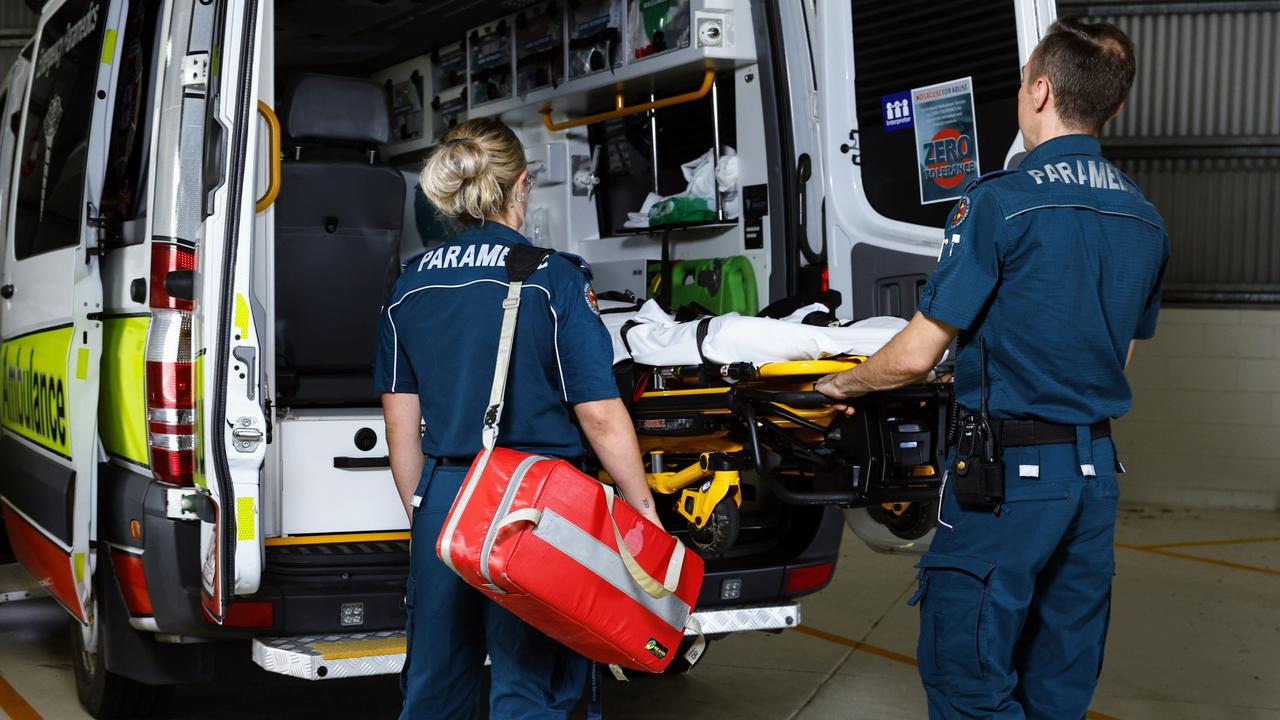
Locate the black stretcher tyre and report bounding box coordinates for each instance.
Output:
[868,500,937,541]
[685,497,740,555]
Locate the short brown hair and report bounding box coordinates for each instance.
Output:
[1030,17,1136,133]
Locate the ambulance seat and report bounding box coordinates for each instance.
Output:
[275,74,404,406]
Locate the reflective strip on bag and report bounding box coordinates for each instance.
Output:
[531,508,691,631]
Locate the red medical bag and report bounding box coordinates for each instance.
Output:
[436,246,705,673]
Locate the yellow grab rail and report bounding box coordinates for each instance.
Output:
[540,68,716,132]
[255,100,282,213]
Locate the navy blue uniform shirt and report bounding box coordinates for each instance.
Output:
[373,222,618,458]
[919,134,1169,424]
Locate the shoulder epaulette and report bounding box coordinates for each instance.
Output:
[557,251,593,281]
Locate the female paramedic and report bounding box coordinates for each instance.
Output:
[374,117,664,720]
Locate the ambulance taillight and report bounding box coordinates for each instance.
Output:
[145,242,196,485]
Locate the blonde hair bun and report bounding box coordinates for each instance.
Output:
[420,119,526,223]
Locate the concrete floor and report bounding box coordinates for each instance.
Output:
[2,504,1279,719]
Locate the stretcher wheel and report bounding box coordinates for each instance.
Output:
[685,497,739,555]
[868,500,937,541]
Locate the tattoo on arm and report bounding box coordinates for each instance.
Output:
[642,499,651,509]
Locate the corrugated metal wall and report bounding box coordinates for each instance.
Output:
[0,1,37,83]
[1062,1,1280,302]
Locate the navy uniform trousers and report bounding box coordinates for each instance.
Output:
[400,462,589,720]
[911,434,1119,719]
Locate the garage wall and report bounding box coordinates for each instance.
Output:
[1119,308,1280,509]
[1058,1,1280,508]
[0,3,36,82]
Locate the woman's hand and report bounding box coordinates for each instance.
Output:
[632,499,666,531]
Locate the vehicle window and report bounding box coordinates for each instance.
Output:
[850,0,1021,228]
[12,0,108,260]
[100,0,161,238]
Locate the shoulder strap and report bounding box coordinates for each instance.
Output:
[480,245,555,449]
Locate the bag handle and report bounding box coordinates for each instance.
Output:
[601,483,684,599]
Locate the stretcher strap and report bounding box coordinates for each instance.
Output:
[602,484,684,599]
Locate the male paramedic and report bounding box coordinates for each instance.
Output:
[816,18,1167,720]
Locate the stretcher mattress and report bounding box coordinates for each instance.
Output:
[600,299,908,366]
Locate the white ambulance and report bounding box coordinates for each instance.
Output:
[0,0,1054,716]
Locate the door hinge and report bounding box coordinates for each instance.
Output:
[231,417,263,453]
[181,52,210,90]
[839,129,861,166]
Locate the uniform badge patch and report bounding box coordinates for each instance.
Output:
[949,196,970,229]
[584,284,600,316]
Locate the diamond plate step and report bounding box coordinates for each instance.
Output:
[251,603,802,680]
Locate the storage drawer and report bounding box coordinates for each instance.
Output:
[279,411,409,536]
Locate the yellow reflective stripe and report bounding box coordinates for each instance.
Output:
[99,317,150,466]
[75,348,90,380]
[101,28,117,65]
[1,326,74,456]
[265,531,411,547]
[236,497,255,541]
[312,637,405,660]
[74,551,85,583]
[192,353,206,489]
[233,294,250,340]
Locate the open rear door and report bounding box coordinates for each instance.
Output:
[0,0,128,623]
[817,0,1055,321]
[191,0,267,624]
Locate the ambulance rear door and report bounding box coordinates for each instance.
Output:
[816,0,1055,320]
[189,0,268,623]
[0,0,129,623]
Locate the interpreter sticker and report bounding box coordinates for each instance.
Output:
[911,77,980,205]
[881,90,914,132]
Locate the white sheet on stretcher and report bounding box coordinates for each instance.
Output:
[599,299,908,366]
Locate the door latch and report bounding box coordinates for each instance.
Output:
[231,417,263,453]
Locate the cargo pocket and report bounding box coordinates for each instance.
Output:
[914,553,995,686]
[400,574,416,696]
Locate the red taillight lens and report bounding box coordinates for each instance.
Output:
[150,242,197,310]
[785,562,834,595]
[222,601,275,628]
[821,266,830,293]
[146,243,197,486]
[110,550,154,616]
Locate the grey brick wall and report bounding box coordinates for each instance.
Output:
[1117,307,1280,509]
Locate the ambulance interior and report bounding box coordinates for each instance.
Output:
[254,0,810,559]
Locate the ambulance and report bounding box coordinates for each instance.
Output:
[0,0,1055,716]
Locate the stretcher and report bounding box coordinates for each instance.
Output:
[600,304,954,555]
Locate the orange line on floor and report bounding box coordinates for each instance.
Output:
[1143,535,1280,550]
[795,625,1121,720]
[792,624,918,666]
[0,673,42,720]
[1116,543,1280,577]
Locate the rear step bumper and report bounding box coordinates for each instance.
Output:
[252,602,802,680]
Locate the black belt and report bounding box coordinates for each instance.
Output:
[998,418,1111,448]
[432,455,584,467]
[433,456,474,467]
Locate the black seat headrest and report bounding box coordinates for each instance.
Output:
[285,74,390,145]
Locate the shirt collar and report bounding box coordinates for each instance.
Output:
[1022,134,1103,167]
[456,220,530,245]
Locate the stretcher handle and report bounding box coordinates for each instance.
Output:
[738,402,860,506]
[602,484,684,599]
[732,388,833,409]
